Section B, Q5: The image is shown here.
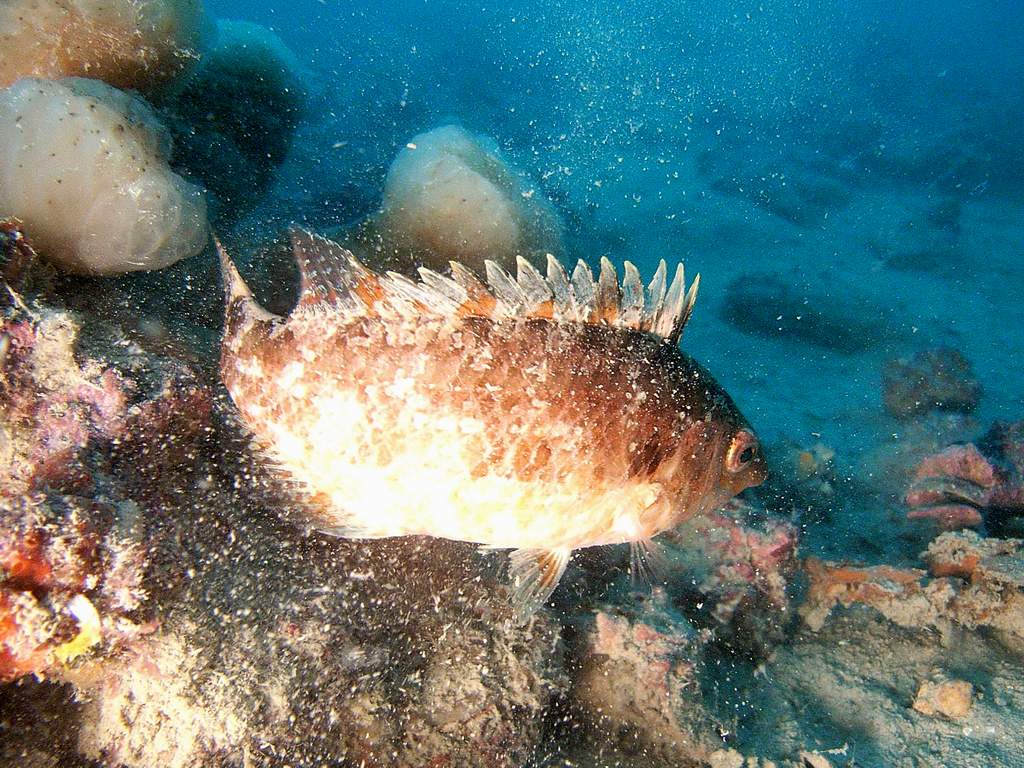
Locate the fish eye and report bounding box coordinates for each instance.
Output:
[726,430,759,473]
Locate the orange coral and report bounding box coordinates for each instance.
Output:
[800,532,1024,643]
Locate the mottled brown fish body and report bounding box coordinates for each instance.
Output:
[219,231,765,617]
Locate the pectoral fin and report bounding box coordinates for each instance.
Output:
[508,547,571,622]
[629,538,669,587]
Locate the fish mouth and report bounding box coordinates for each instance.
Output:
[732,463,761,495]
[726,452,767,497]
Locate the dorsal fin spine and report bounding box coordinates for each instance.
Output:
[654,263,686,339]
[216,236,250,303]
[290,227,371,312]
[450,261,497,317]
[485,260,527,316]
[570,260,597,322]
[670,273,700,343]
[516,256,552,300]
[643,260,667,332]
[620,261,644,326]
[449,255,698,340]
[216,236,278,323]
[545,254,573,319]
[596,257,620,324]
[419,267,468,307]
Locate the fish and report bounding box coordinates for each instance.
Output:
[219,229,767,618]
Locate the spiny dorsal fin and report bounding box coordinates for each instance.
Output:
[462,256,699,342]
[407,258,698,341]
[285,229,699,342]
[291,227,379,311]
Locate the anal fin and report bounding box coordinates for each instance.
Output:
[508,547,571,622]
[304,493,388,539]
[629,538,670,587]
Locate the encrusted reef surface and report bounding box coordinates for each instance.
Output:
[730,532,1024,767]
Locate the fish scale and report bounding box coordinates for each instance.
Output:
[218,229,766,620]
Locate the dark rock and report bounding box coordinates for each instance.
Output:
[721,272,893,353]
[926,196,963,234]
[158,21,306,224]
[698,138,851,228]
[563,593,718,767]
[882,244,963,278]
[883,347,982,419]
[0,679,93,768]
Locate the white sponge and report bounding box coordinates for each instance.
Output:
[0,0,210,94]
[0,77,208,274]
[378,125,562,272]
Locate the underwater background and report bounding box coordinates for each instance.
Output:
[3,0,1024,766]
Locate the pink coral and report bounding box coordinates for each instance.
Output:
[653,500,799,658]
[907,504,984,529]
[800,531,1024,644]
[589,606,692,697]
[912,443,996,488]
[669,500,799,625]
[29,370,130,489]
[705,512,798,623]
[0,496,150,682]
[1,312,131,494]
[0,262,210,683]
[1,291,209,499]
[906,423,1024,531]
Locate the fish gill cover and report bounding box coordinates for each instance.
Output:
[2,1,1024,767]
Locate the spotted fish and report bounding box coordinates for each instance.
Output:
[219,230,766,618]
